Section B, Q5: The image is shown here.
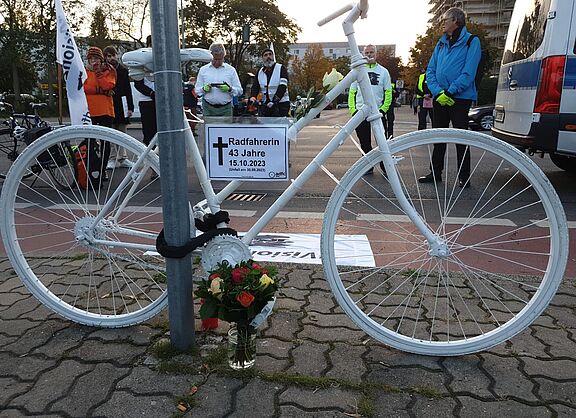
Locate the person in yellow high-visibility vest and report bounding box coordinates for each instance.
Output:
[416,71,434,130]
[348,44,392,175]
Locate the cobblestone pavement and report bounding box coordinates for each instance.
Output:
[1,257,575,417]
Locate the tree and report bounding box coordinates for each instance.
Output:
[182,0,217,49]
[89,6,110,49]
[289,43,332,98]
[104,0,149,47]
[376,47,402,82]
[331,56,350,77]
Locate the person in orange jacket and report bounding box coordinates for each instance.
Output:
[84,46,117,181]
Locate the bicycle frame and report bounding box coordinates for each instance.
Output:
[91,1,442,254]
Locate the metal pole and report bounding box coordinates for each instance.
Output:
[180,0,185,49]
[150,0,195,350]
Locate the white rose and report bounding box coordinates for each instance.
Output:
[322,68,344,91]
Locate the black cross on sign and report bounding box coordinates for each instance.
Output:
[213,136,228,165]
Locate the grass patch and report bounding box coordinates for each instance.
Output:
[153,272,167,284]
[203,345,229,369]
[412,385,445,399]
[149,338,198,360]
[70,253,89,261]
[175,394,198,408]
[357,390,375,417]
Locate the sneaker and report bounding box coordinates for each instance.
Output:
[106,160,116,170]
[119,159,135,168]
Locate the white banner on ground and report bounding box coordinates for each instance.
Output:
[247,232,375,267]
[55,0,91,125]
[145,233,375,267]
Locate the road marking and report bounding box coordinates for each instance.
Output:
[530,219,576,229]
[277,211,325,219]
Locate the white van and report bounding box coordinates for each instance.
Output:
[493,0,576,173]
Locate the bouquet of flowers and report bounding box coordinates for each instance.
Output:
[194,260,279,368]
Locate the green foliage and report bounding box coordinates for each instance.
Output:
[89,6,110,49]
[194,260,279,327]
[289,44,332,98]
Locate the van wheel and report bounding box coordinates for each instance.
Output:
[550,153,576,173]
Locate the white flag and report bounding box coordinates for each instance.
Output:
[55,0,91,125]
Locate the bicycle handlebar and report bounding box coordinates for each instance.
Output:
[317,0,369,26]
[317,3,354,26]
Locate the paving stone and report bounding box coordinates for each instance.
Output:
[365,364,448,395]
[0,298,40,320]
[116,366,202,394]
[411,394,457,416]
[0,333,17,348]
[278,288,309,301]
[229,378,278,417]
[67,340,145,365]
[306,291,337,313]
[458,396,551,417]
[3,320,68,356]
[286,341,329,376]
[533,326,576,357]
[530,314,558,328]
[258,337,294,358]
[50,363,130,416]
[534,377,576,406]
[0,377,31,406]
[301,312,357,329]
[0,318,41,337]
[523,358,576,380]
[91,391,177,417]
[261,311,303,341]
[0,292,31,306]
[0,410,61,418]
[442,356,492,398]
[278,406,347,417]
[553,404,576,416]
[283,269,313,289]
[371,392,412,417]
[0,277,25,293]
[544,306,576,328]
[0,352,57,380]
[31,326,87,357]
[255,354,291,373]
[275,297,305,312]
[326,342,367,381]
[487,327,549,358]
[21,304,60,321]
[480,353,539,402]
[298,324,365,343]
[9,359,93,413]
[365,345,442,371]
[88,325,164,346]
[189,375,243,417]
[279,386,358,413]
[549,293,576,307]
[309,277,331,291]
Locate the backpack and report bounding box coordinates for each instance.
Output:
[74,139,104,189]
[466,35,488,90]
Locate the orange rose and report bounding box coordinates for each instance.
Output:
[236,291,255,308]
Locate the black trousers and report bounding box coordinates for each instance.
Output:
[418,106,433,130]
[430,99,472,180]
[385,107,394,138]
[91,115,113,166]
[139,101,157,146]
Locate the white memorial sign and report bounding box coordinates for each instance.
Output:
[205,122,289,181]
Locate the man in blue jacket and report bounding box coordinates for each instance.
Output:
[418,7,481,188]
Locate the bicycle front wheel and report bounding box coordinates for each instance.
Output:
[0,125,166,327]
[321,128,568,355]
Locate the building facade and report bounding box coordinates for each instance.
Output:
[288,42,396,61]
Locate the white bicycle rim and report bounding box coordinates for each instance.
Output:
[321,128,568,355]
[0,125,167,327]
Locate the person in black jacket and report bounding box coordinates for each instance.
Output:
[134,35,157,147]
[104,45,135,168]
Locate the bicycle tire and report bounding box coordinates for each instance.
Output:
[321,128,568,355]
[0,127,32,180]
[0,125,166,327]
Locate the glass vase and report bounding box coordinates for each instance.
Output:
[227,324,257,370]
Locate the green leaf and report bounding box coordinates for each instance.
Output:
[199,301,219,319]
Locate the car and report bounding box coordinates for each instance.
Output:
[492,0,576,173]
[468,105,494,131]
[336,102,348,109]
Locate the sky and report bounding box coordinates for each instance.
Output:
[275,0,432,64]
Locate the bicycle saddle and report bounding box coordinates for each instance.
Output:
[122,47,212,80]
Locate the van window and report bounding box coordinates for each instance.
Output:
[502,0,551,65]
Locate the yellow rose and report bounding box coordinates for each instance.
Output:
[209,277,223,299]
[322,68,344,91]
[259,274,274,288]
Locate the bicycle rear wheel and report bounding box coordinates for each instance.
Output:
[321,129,568,355]
[0,125,167,327]
[0,127,31,179]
